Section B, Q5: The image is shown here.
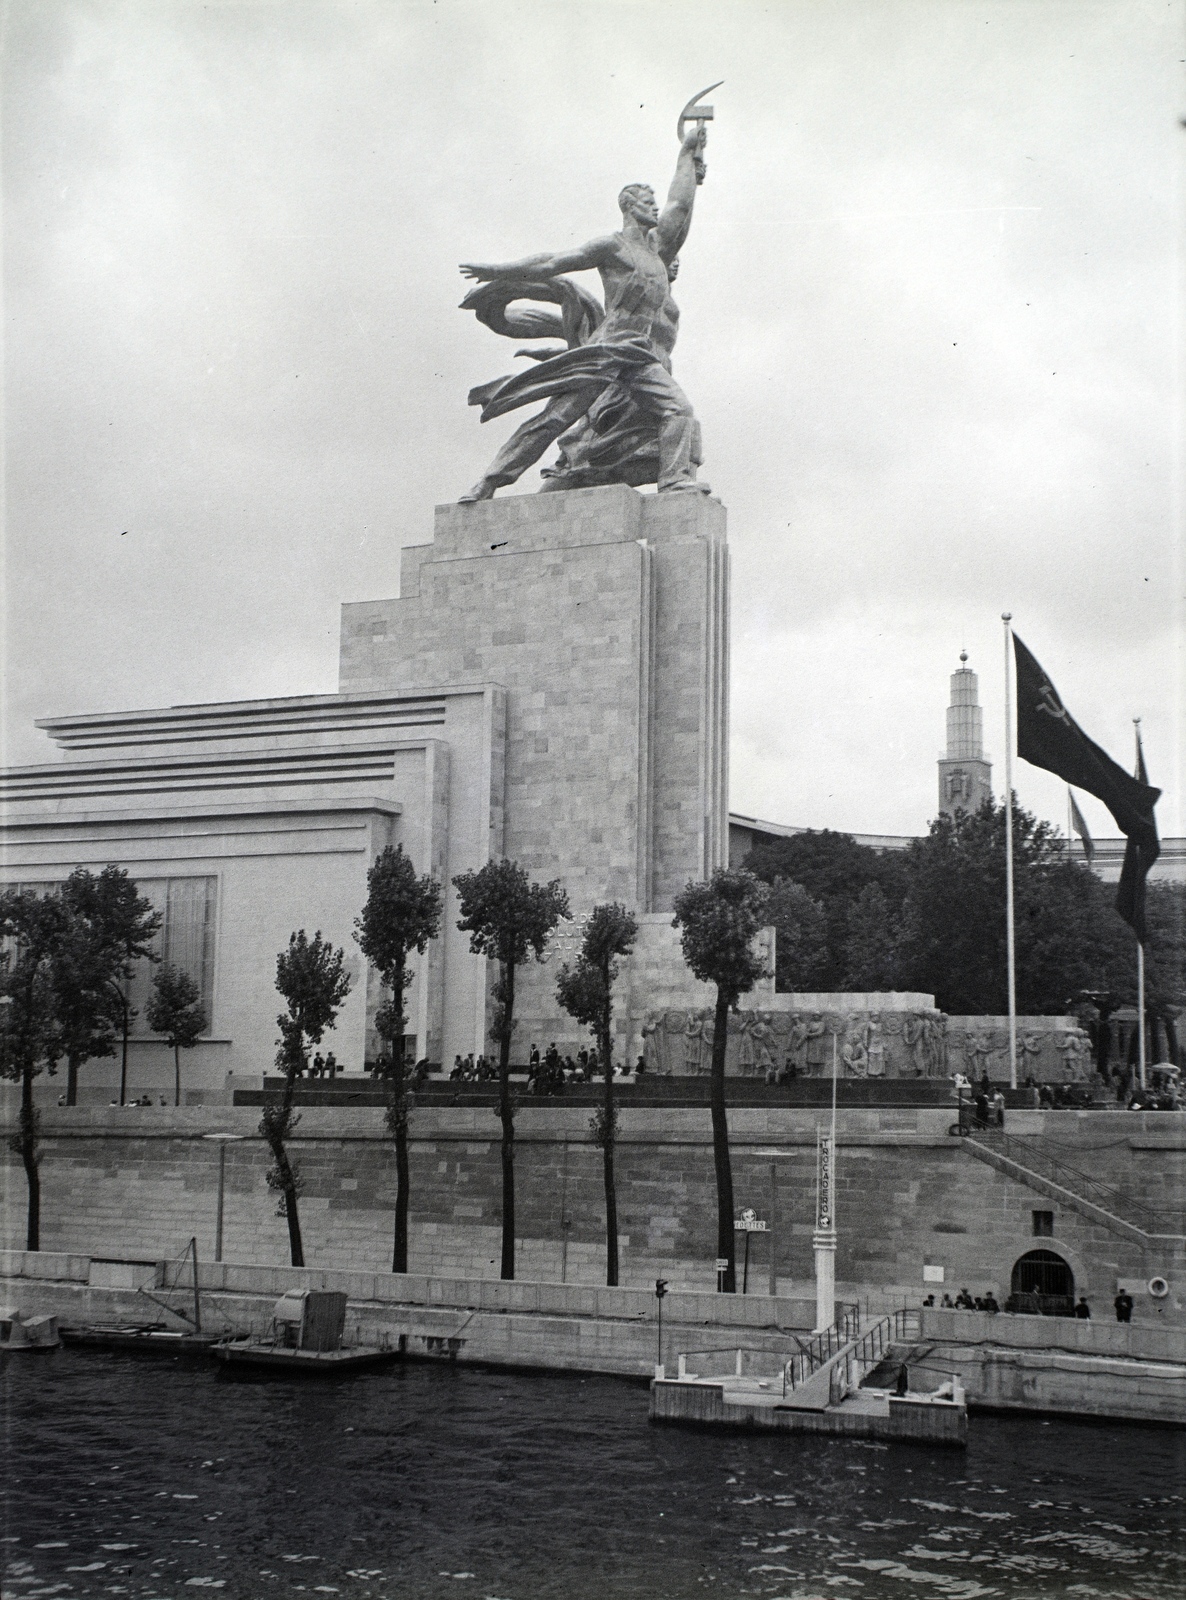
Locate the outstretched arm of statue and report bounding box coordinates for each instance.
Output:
[655,126,705,261]
[460,236,617,283]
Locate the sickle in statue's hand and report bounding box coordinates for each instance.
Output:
[677,82,723,143]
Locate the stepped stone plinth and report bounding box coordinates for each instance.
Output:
[339,486,730,1060]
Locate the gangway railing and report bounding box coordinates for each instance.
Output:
[782,1306,863,1397]
[827,1315,894,1406]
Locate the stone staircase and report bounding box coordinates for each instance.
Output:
[962,1129,1184,1245]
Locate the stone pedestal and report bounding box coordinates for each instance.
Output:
[813,1227,837,1334]
[339,486,730,1063]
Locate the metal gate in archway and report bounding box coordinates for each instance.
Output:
[1010,1248,1074,1315]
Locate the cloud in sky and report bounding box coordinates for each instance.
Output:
[3,0,1181,841]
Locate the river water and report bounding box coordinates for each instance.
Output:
[3,1350,1184,1600]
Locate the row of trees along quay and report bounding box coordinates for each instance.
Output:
[259,854,771,1287]
[9,805,1179,1274]
[1,867,207,1249]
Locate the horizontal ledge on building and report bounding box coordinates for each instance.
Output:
[0,795,403,828]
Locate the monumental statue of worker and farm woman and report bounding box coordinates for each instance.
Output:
[456,87,722,501]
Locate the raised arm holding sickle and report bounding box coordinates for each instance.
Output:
[456,120,711,501]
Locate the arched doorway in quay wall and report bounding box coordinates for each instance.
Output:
[1010,1249,1075,1315]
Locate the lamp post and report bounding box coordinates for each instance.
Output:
[202,1133,246,1263]
[654,1278,668,1378]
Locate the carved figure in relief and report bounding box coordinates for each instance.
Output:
[788,1012,809,1075]
[736,1011,756,1075]
[965,1031,998,1081]
[866,1012,886,1078]
[683,1010,704,1075]
[751,1013,776,1079]
[804,1012,827,1076]
[902,1013,927,1076]
[700,1011,715,1074]
[641,1011,663,1073]
[1058,1029,1089,1082]
[931,1014,950,1077]
[1019,1031,1043,1079]
[841,1014,868,1077]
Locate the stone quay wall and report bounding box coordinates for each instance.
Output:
[4,1253,1182,1420]
[916,1306,1186,1425]
[2,1104,1183,1323]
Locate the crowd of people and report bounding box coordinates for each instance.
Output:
[924,1287,1139,1321]
[525,1043,644,1095]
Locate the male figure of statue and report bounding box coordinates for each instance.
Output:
[458,125,710,501]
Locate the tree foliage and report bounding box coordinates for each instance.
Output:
[895,799,1147,1015]
[555,902,637,1286]
[672,868,771,1293]
[672,868,772,1008]
[50,892,119,1106]
[146,964,206,1108]
[766,879,830,993]
[744,830,906,989]
[262,930,352,1267]
[841,882,908,992]
[61,866,161,1106]
[453,858,569,1280]
[354,844,442,1273]
[0,888,71,1249]
[745,805,1184,1020]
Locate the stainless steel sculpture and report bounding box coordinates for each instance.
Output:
[457,88,721,501]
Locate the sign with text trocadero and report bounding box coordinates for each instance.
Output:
[816,1130,834,1230]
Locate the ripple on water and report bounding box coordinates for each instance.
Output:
[4,1353,1186,1599]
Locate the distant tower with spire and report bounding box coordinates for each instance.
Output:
[938,652,993,817]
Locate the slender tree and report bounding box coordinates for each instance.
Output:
[555,903,638,1285]
[453,859,569,1280]
[0,888,70,1249]
[146,965,207,1107]
[672,868,771,1293]
[62,866,161,1106]
[354,844,442,1272]
[263,931,352,1267]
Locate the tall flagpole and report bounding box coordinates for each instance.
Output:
[1135,719,1147,1090]
[1002,614,1018,1089]
[1067,788,1074,862]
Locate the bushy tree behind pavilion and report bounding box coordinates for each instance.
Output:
[453,858,569,1281]
[745,803,1183,1022]
[894,799,1154,1016]
[672,868,771,1294]
[744,829,906,990]
[555,902,638,1287]
[146,965,207,1108]
[354,844,442,1273]
[61,865,161,1105]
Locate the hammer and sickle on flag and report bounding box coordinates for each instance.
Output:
[1035,681,1071,725]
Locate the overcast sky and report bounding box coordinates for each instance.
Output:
[3,0,1182,842]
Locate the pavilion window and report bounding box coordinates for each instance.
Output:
[128,876,218,1035]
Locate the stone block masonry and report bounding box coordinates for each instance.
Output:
[2,1104,1182,1327]
[339,486,730,1059]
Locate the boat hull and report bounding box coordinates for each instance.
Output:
[60,1325,222,1356]
[214,1340,398,1374]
